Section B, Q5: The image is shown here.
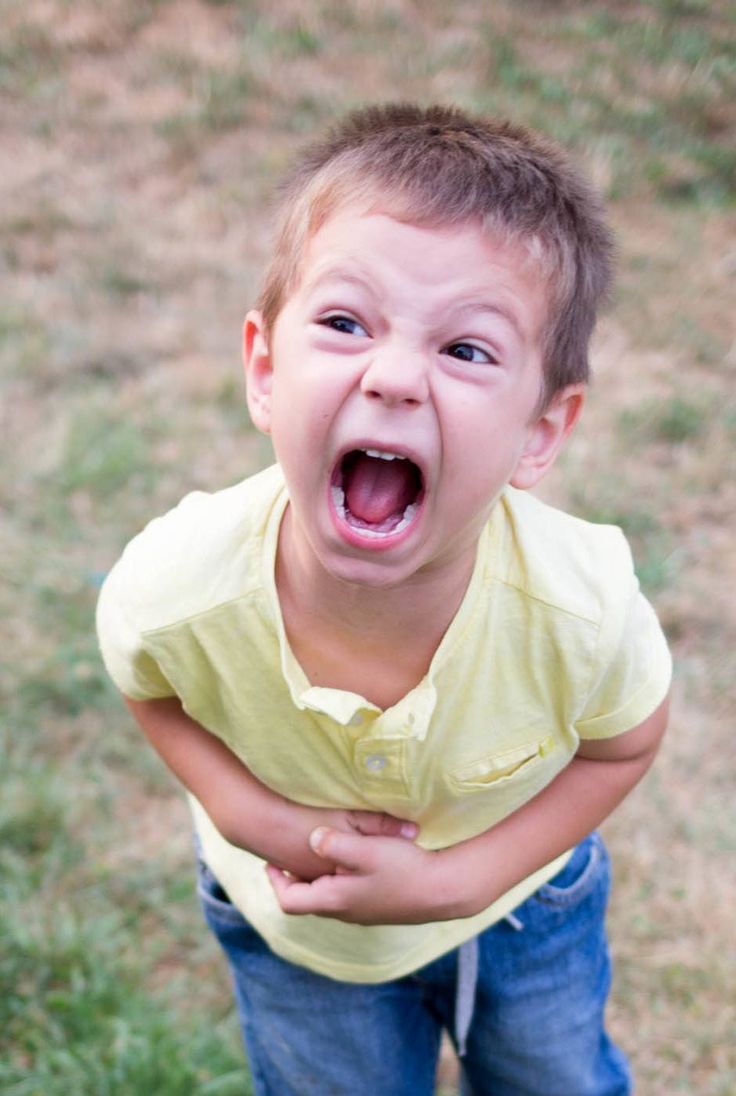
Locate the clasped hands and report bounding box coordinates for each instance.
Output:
[265,808,465,926]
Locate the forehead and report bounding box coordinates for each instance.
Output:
[296,206,551,337]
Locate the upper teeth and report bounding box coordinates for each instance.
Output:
[364,449,405,461]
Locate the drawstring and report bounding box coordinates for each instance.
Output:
[505,911,524,932]
[455,913,524,1057]
[455,938,479,1057]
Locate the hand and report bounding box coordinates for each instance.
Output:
[266,826,459,925]
[326,809,419,842]
[265,804,419,883]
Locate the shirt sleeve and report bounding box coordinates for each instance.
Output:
[575,569,672,741]
[96,556,176,701]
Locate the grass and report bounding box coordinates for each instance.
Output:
[619,394,710,444]
[0,727,250,1096]
[2,0,734,1092]
[0,21,59,96]
[471,9,735,204]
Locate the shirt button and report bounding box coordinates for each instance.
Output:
[364,754,387,772]
[349,713,364,727]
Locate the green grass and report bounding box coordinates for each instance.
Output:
[1,899,249,1094]
[0,21,59,96]
[58,408,156,499]
[478,16,735,204]
[619,394,710,444]
[0,728,250,1096]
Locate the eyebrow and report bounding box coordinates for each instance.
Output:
[301,265,374,297]
[302,269,527,340]
[458,298,525,339]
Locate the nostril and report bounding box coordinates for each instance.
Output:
[360,358,429,406]
[363,386,422,408]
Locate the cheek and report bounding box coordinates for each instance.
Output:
[444,419,525,497]
[269,395,325,476]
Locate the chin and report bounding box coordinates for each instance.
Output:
[317,541,424,591]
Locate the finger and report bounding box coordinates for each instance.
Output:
[266,864,309,911]
[265,863,353,917]
[309,826,378,870]
[348,811,418,839]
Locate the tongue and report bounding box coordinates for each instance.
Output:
[344,453,416,524]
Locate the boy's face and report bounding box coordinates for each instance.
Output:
[245,208,582,589]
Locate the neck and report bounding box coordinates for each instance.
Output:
[276,507,478,644]
[274,507,479,708]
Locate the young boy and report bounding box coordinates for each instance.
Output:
[97,104,671,1096]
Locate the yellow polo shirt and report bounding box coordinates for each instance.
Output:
[97,463,671,982]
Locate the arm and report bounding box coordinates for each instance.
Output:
[267,694,670,923]
[124,695,417,881]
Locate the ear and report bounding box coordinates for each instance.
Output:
[242,310,273,434]
[510,384,585,490]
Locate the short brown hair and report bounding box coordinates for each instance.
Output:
[257,103,614,405]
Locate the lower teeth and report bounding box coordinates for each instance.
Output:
[394,503,418,532]
[330,486,418,537]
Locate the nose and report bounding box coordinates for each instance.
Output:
[359,345,430,408]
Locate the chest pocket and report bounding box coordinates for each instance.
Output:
[448,735,555,792]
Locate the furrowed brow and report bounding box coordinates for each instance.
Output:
[458,298,524,338]
[302,265,374,298]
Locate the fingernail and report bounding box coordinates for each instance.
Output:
[309,826,328,852]
[400,822,418,838]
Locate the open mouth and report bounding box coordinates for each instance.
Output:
[330,448,425,539]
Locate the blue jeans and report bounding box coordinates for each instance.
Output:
[197,832,631,1096]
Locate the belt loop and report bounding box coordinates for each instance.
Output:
[455,937,479,1057]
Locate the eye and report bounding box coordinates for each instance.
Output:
[319,314,369,338]
[444,341,497,365]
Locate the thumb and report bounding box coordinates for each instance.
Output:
[309,826,376,871]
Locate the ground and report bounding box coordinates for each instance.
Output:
[1,1,734,1093]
